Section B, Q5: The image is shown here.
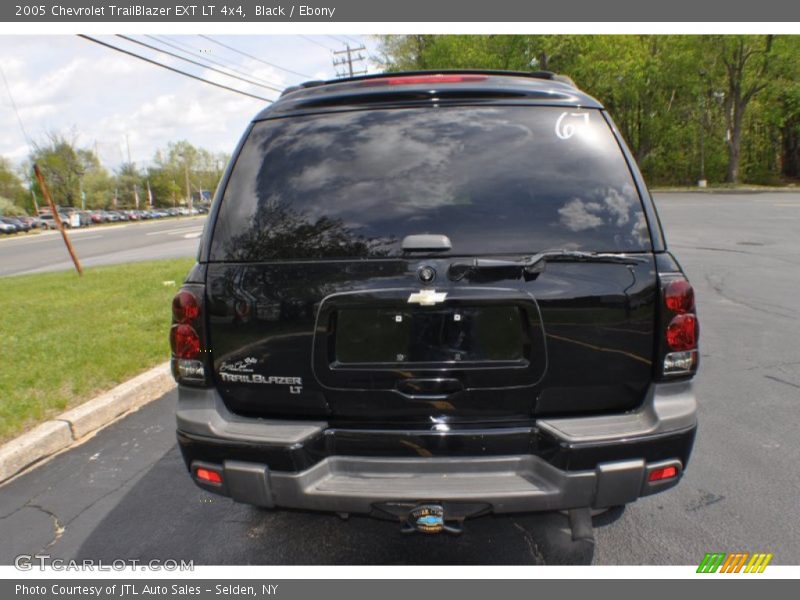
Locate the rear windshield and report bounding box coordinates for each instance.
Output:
[210,106,650,261]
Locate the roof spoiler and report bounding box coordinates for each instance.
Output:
[280,69,577,97]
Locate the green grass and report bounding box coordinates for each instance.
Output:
[0,258,195,443]
[651,183,799,193]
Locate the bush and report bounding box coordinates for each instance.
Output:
[0,196,28,217]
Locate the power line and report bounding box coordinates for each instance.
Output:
[298,35,336,52]
[117,35,285,94]
[327,35,349,46]
[0,63,33,147]
[78,35,273,103]
[147,35,287,89]
[198,35,312,80]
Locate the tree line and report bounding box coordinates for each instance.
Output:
[0,134,229,216]
[376,34,800,186]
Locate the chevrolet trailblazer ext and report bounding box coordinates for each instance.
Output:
[170,71,699,537]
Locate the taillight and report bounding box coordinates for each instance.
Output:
[660,274,699,378]
[170,323,201,359]
[173,290,200,322]
[666,314,698,351]
[664,279,694,313]
[170,286,207,385]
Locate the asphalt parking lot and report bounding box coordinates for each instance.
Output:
[1,192,799,565]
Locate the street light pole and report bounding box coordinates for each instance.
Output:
[185,161,192,211]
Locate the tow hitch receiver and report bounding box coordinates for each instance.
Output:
[374,502,489,535]
[402,504,463,535]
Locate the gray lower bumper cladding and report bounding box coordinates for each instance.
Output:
[192,454,683,514]
[178,381,696,515]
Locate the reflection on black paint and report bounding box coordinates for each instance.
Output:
[210,106,649,261]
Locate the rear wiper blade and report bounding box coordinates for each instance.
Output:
[448,250,648,281]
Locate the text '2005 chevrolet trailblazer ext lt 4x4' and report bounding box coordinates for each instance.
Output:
[170,71,699,538]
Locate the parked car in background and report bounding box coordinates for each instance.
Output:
[38,213,72,229]
[1,217,30,233]
[0,220,18,234]
[16,216,40,229]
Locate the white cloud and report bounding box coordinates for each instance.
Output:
[0,35,379,172]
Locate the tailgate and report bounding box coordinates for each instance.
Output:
[205,258,656,425]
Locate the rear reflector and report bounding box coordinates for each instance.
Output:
[362,74,489,86]
[195,467,223,484]
[648,465,678,482]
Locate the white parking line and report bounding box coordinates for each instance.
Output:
[146,226,203,236]
[170,228,204,236]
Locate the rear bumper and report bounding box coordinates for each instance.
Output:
[176,381,697,514]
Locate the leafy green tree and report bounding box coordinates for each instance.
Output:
[147,141,227,207]
[375,34,800,186]
[0,196,27,217]
[115,162,145,209]
[82,164,115,209]
[703,35,775,183]
[0,158,28,210]
[29,132,91,207]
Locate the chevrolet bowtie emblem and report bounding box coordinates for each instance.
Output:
[407,289,448,306]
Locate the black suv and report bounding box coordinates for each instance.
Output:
[171,71,698,536]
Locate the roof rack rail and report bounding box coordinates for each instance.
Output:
[280,69,575,97]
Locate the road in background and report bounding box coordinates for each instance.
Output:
[1,193,799,564]
[0,217,206,277]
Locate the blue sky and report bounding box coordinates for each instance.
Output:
[0,35,378,170]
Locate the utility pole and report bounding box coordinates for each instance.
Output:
[125,134,139,209]
[146,179,154,208]
[333,43,367,78]
[34,164,83,276]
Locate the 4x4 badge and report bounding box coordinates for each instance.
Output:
[407,289,447,306]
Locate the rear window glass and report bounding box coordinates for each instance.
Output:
[210,106,650,261]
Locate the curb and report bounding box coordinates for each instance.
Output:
[0,362,175,484]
